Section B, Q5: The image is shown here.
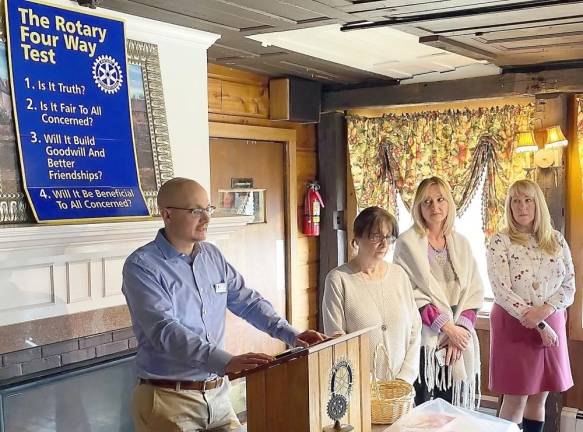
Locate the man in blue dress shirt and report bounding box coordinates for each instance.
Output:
[123,177,324,431]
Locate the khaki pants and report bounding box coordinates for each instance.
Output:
[132,380,242,432]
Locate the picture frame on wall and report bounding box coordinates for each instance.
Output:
[0,36,173,223]
[217,188,266,224]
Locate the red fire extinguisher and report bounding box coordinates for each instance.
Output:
[303,181,324,236]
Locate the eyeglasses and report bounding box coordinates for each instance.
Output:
[166,205,216,217]
[368,233,396,244]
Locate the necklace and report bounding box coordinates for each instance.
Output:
[428,240,448,267]
[524,236,543,291]
[359,265,390,332]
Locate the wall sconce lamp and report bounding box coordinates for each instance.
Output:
[515,123,568,184]
[543,125,568,149]
[515,125,568,154]
[515,131,538,153]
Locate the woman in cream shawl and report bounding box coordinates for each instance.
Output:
[394,177,484,409]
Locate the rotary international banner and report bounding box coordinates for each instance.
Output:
[4,0,149,222]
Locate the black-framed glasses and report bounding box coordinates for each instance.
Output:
[368,233,396,244]
[167,205,216,217]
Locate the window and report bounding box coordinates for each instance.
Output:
[390,175,493,312]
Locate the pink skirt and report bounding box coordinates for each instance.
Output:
[489,303,573,395]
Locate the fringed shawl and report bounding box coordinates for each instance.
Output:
[394,228,485,409]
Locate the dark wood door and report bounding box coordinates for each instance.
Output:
[210,137,286,356]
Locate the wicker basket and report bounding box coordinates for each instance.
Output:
[371,343,415,425]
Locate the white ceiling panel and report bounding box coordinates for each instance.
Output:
[248,24,500,82]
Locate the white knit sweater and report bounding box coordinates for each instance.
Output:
[322,263,422,384]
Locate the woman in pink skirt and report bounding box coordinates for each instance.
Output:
[487,179,575,432]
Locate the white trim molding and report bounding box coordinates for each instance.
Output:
[0,216,252,326]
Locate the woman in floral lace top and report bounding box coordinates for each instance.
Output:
[487,179,575,432]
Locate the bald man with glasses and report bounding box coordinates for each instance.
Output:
[122,177,325,431]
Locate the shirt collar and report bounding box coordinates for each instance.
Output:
[155,229,180,260]
[155,229,202,261]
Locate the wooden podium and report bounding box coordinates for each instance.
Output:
[235,327,374,432]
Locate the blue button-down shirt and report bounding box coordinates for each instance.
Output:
[122,229,299,381]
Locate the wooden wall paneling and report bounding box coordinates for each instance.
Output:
[293,281,316,311]
[208,64,269,118]
[295,125,319,331]
[297,150,318,178]
[297,236,319,264]
[296,124,317,151]
[220,80,269,118]
[208,64,269,87]
[208,78,222,112]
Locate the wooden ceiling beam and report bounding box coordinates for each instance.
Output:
[420,35,498,61]
[322,67,583,110]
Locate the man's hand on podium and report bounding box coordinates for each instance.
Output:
[225,352,274,374]
[294,329,328,347]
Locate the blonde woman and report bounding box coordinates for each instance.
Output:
[487,179,574,432]
[393,177,484,409]
[322,207,422,385]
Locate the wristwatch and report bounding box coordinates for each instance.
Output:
[538,322,546,330]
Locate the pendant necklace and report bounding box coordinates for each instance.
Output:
[429,238,448,267]
[525,236,543,290]
[361,264,390,332]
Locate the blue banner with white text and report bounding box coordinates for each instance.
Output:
[5,0,149,222]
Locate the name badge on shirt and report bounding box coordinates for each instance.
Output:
[214,283,227,293]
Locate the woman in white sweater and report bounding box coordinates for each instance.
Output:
[393,177,484,409]
[322,206,422,384]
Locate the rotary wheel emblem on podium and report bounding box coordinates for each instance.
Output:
[323,358,354,432]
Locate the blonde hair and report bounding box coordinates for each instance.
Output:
[411,176,456,236]
[502,179,559,255]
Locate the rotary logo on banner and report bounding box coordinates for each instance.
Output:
[4,0,150,223]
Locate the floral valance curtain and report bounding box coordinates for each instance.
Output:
[347,104,534,236]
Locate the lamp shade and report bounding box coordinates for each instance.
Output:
[515,131,538,153]
[544,126,568,149]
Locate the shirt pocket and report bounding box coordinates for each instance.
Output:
[206,272,228,308]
